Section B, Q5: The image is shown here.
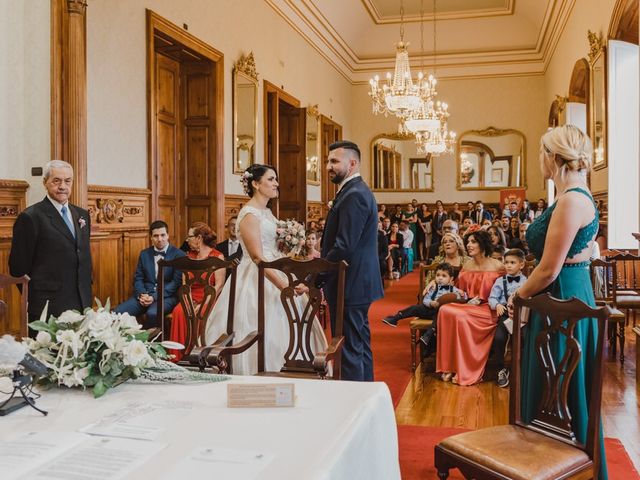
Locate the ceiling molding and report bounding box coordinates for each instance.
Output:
[265,0,575,84]
[361,0,515,24]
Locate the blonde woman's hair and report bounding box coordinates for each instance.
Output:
[440,232,466,258]
[541,125,593,173]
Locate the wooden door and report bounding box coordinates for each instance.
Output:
[277,100,306,222]
[154,53,180,240]
[181,60,215,233]
[320,116,342,214]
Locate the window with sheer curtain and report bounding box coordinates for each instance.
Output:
[608,39,639,249]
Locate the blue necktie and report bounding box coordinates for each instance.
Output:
[60,205,75,238]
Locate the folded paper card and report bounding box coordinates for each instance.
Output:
[227,383,295,408]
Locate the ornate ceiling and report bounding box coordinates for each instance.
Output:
[265,0,575,83]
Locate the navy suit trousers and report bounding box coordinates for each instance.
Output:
[330,302,374,381]
[115,297,178,329]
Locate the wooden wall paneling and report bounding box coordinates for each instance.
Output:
[307,202,323,222]
[320,115,342,217]
[0,180,29,336]
[122,231,151,300]
[223,194,246,232]
[90,231,122,306]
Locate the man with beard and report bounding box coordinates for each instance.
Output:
[321,141,383,381]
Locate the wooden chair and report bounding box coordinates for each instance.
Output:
[523,253,537,277]
[203,257,347,379]
[589,258,627,363]
[158,256,238,371]
[435,293,612,480]
[608,252,640,328]
[0,273,29,338]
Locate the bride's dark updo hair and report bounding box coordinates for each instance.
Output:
[240,164,278,197]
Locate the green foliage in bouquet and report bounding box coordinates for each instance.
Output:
[24,299,169,398]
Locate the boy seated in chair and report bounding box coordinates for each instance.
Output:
[382,263,465,334]
[488,248,527,388]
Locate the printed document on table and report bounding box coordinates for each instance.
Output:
[161,446,275,480]
[24,436,166,480]
[0,432,86,480]
[80,400,194,441]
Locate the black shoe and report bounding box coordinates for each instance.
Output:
[382,316,399,327]
[497,368,510,388]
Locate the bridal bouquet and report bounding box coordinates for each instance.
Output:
[275,219,306,257]
[24,300,170,398]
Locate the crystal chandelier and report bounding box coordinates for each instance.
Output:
[405,0,456,156]
[369,0,433,120]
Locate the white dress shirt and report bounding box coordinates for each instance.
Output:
[337,172,361,193]
[47,195,73,226]
[228,238,240,256]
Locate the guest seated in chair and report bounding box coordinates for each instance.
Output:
[386,222,405,279]
[436,230,505,385]
[382,262,465,328]
[115,220,186,328]
[488,248,527,388]
[168,222,225,361]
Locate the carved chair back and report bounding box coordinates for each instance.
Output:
[589,258,617,306]
[607,252,640,298]
[511,293,611,464]
[0,274,29,338]
[418,261,462,301]
[158,256,238,355]
[257,257,347,377]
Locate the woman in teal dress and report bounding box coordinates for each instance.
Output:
[509,125,607,479]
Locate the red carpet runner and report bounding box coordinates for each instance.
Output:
[369,270,640,480]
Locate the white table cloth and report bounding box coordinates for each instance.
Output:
[0,376,400,480]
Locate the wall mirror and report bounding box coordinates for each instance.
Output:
[588,31,607,170]
[370,134,434,191]
[306,106,321,185]
[456,127,526,190]
[233,52,258,174]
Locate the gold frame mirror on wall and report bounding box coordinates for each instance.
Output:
[456,127,526,191]
[370,133,435,192]
[306,105,321,185]
[587,30,607,171]
[233,52,259,174]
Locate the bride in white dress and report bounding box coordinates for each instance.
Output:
[204,164,327,374]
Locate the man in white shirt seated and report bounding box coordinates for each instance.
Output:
[216,216,243,262]
[114,220,185,328]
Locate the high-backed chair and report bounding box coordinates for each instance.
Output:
[435,293,612,480]
[0,273,29,338]
[589,258,626,363]
[158,256,238,370]
[203,257,347,379]
[608,252,640,328]
[409,262,438,372]
[523,253,537,277]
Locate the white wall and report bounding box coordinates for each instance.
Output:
[351,75,547,205]
[86,0,353,197]
[543,0,619,194]
[0,0,50,205]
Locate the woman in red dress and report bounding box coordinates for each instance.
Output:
[169,222,225,362]
[436,230,504,385]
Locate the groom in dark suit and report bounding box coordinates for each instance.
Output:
[115,220,185,328]
[321,141,384,381]
[9,160,93,321]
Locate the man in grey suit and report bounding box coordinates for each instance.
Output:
[9,160,93,321]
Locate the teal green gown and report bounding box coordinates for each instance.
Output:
[522,187,607,479]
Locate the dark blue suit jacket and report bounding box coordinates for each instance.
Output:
[133,245,185,301]
[321,176,384,306]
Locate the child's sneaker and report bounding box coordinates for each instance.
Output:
[382,315,399,327]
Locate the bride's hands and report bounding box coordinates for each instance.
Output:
[294,284,309,296]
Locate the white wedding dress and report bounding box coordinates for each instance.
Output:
[204,205,328,375]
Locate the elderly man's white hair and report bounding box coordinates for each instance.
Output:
[43,160,73,181]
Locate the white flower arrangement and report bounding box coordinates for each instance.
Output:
[275,219,306,257]
[23,300,170,398]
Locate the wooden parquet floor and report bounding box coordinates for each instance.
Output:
[395,319,640,471]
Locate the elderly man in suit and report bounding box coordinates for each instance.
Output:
[114,220,185,328]
[9,160,93,321]
[321,140,384,381]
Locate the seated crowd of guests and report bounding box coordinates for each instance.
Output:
[377,198,542,279]
[381,219,535,389]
